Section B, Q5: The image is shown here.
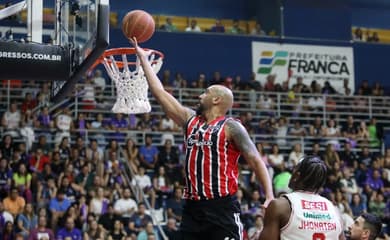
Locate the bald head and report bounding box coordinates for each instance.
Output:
[209,85,234,110]
[197,84,234,117]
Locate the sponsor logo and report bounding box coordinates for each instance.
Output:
[257,50,288,74]
[303,212,332,220]
[0,51,62,61]
[298,220,337,231]
[301,200,328,211]
[257,50,350,76]
[187,134,213,147]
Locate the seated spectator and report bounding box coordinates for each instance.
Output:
[339,142,358,168]
[114,188,138,223]
[153,166,173,208]
[324,119,341,148]
[109,113,129,143]
[28,215,55,240]
[275,117,288,146]
[132,166,156,209]
[268,144,285,175]
[163,217,180,240]
[137,221,159,240]
[3,187,25,217]
[75,163,95,192]
[342,115,359,147]
[159,17,177,32]
[368,191,386,218]
[350,193,367,218]
[229,19,244,34]
[49,189,71,230]
[137,113,158,132]
[322,81,337,94]
[89,187,110,217]
[288,120,307,140]
[98,203,120,234]
[166,187,185,223]
[0,158,12,199]
[108,219,127,239]
[339,167,360,201]
[247,215,264,240]
[287,143,304,170]
[21,92,37,114]
[87,113,106,145]
[29,148,50,173]
[250,22,266,36]
[0,135,14,160]
[36,176,57,209]
[357,120,370,145]
[323,143,341,171]
[32,135,51,155]
[56,216,82,240]
[0,221,16,240]
[1,101,22,137]
[16,203,38,238]
[58,176,83,203]
[367,118,381,148]
[308,142,322,156]
[185,19,201,32]
[36,106,53,130]
[365,169,384,193]
[0,201,14,226]
[139,135,159,170]
[123,138,140,175]
[158,139,181,183]
[127,202,153,236]
[84,218,106,240]
[210,19,225,33]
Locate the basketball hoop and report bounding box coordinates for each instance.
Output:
[92,47,164,114]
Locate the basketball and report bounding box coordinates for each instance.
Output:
[122,10,155,43]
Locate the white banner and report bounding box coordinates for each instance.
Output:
[252,42,355,93]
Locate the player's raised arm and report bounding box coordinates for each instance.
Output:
[225,119,274,206]
[130,37,194,127]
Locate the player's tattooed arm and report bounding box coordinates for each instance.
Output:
[226,119,274,204]
[225,119,257,156]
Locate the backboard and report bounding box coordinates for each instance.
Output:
[0,0,109,103]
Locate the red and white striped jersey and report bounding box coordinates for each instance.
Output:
[184,115,241,200]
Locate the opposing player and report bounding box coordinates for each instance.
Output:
[130,38,274,239]
[345,213,382,240]
[259,156,345,240]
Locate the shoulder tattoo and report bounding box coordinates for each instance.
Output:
[226,119,254,153]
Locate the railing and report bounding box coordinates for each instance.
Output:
[71,85,390,126]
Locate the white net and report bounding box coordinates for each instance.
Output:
[102,50,163,114]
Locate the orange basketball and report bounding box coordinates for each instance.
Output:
[122,10,155,43]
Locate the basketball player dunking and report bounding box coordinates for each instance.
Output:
[259,156,345,240]
[131,38,274,240]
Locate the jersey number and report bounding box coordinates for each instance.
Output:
[312,233,326,240]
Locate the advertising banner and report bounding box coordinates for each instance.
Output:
[0,41,70,81]
[252,42,355,93]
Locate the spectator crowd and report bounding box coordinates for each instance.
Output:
[0,71,389,240]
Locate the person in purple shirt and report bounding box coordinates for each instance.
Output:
[139,135,159,170]
[56,216,82,240]
[28,216,55,240]
[109,113,129,143]
[365,169,384,192]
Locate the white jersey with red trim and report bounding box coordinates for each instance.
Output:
[281,191,343,240]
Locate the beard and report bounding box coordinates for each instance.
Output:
[196,103,204,116]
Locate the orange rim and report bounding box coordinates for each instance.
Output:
[90,47,164,70]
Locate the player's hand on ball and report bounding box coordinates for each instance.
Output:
[130,37,147,57]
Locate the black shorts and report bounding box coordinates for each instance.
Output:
[180,195,243,240]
